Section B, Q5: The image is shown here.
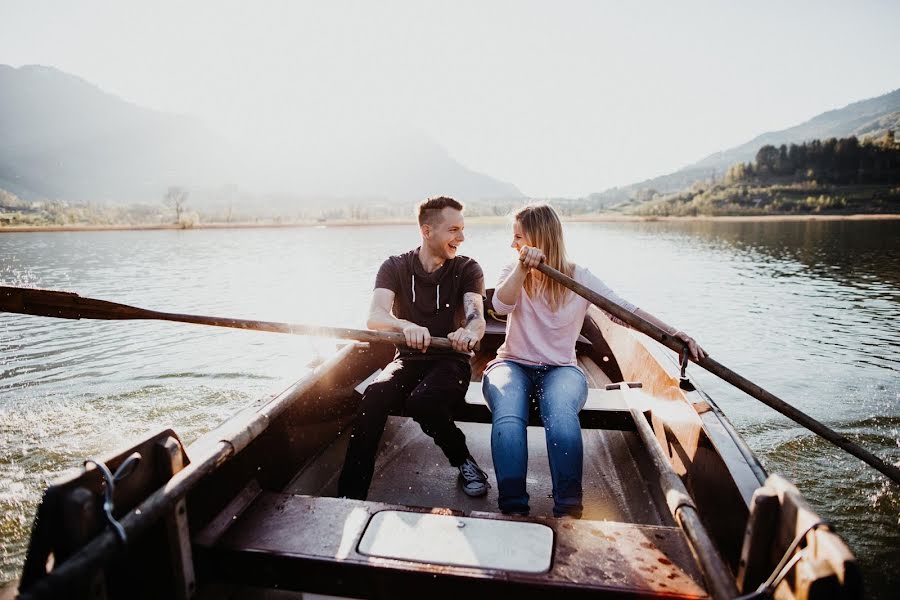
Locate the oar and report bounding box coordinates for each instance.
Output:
[0,286,455,350]
[532,262,900,486]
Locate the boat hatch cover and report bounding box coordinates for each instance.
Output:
[358,510,554,573]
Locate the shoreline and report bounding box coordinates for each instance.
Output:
[566,213,900,223]
[1,213,898,233]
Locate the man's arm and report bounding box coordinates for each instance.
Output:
[463,292,486,338]
[367,288,431,352]
[447,292,486,352]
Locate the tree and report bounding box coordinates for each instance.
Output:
[164,186,189,224]
[776,144,789,175]
[755,145,780,175]
[725,162,747,184]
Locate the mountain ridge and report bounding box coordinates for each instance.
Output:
[0,64,522,206]
[590,87,900,206]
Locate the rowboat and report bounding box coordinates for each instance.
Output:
[10,294,861,599]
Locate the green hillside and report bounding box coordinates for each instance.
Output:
[598,87,900,206]
[634,134,900,216]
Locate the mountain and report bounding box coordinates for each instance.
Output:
[0,65,235,203]
[0,65,522,205]
[591,87,900,206]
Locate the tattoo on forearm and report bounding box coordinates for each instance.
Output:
[464,294,483,326]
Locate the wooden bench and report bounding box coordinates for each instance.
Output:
[461,383,636,430]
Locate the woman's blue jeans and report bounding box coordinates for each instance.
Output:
[482,360,588,517]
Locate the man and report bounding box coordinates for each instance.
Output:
[337,196,490,500]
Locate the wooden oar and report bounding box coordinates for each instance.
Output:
[0,286,455,351]
[532,262,900,486]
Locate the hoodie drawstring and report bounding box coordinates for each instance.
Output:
[411,274,440,311]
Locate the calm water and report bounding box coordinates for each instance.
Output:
[1,220,898,596]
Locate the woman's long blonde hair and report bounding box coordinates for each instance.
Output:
[515,204,574,311]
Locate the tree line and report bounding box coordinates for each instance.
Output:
[726,133,900,185]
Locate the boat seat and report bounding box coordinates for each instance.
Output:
[194,492,708,599]
[356,364,633,429]
[464,385,628,411]
[460,384,634,429]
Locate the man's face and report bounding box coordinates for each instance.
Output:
[423,207,465,260]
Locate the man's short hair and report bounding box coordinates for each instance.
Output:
[417,196,464,226]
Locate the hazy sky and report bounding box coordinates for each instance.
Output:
[2,0,899,197]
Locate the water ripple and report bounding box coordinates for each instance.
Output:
[1,221,898,597]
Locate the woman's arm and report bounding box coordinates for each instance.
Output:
[495,247,544,308]
[581,268,706,361]
[633,308,706,361]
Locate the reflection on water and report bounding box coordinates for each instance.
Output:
[668,220,900,300]
[1,220,898,597]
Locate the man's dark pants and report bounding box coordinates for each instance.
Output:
[337,357,471,499]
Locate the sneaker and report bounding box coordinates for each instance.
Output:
[458,457,489,497]
[553,511,582,520]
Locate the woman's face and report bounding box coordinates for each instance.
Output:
[511,221,532,251]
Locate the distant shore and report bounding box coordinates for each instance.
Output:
[1,213,898,233]
[566,213,900,223]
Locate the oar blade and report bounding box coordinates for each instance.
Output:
[0,286,145,321]
[1,286,83,319]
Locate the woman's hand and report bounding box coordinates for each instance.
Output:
[518,246,546,270]
[674,330,707,362]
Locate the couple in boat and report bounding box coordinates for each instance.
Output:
[337,196,705,519]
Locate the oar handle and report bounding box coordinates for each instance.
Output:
[531,262,900,486]
[0,286,456,351]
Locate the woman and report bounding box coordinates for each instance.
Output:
[482,204,705,518]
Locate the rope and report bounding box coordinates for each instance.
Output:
[83,452,142,545]
[735,520,830,600]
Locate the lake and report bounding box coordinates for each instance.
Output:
[1,219,898,597]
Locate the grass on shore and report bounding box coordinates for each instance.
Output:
[633,182,900,217]
[3,180,900,232]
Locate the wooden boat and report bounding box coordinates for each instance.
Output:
[11,298,862,599]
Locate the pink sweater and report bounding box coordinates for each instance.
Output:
[491,263,638,367]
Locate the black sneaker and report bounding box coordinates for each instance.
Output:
[458,457,489,497]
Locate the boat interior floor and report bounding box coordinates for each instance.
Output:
[285,417,673,525]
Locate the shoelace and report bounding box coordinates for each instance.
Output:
[460,460,487,482]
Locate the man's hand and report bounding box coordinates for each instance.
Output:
[518,246,546,270]
[674,330,707,362]
[448,327,478,353]
[402,323,431,353]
